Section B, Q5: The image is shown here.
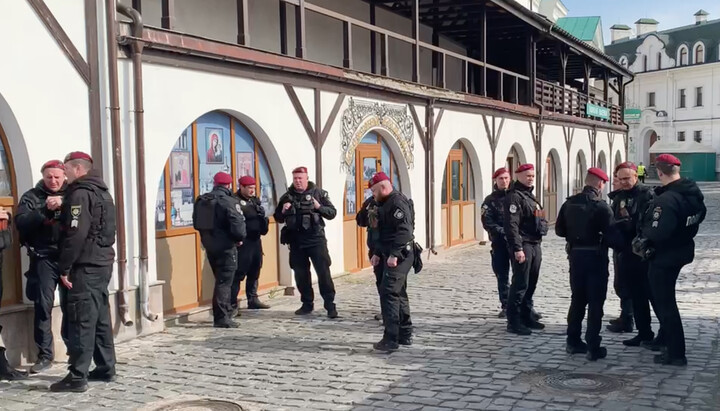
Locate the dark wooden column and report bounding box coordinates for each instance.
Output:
[132,0,142,13]
[295,0,306,58]
[618,75,625,108]
[480,4,487,97]
[279,1,288,55]
[411,0,420,83]
[527,32,536,105]
[603,69,610,102]
[342,21,352,69]
[161,0,175,30]
[370,1,377,74]
[380,33,389,76]
[583,60,591,94]
[236,0,249,45]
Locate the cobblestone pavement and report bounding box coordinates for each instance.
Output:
[1,183,720,411]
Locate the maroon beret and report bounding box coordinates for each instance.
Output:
[656,153,682,166]
[213,172,233,186]
[64,151,93,164]
[41,160,65,172]
[292,166,308,174]
[614,161,637,173]
[238,176,256,186]
[492,167,509,179]
[368,172,390,188]
[515,163,534,173]
[588,167,609,182]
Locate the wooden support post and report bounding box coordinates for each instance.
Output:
[132,0,141,13]
[411,0,420,83]
[583,60,591,95]
[528,32,536,105]
[236,0,249,45]
[380,33,389,76]
[279,1,287,55]
[603,69,610,102]
[498,72,504,102]
[461,61,468,93]
[370,1,377,74]
[342,21,352,69]
[295,0,306,58]
[480,4,487,97]
[161,0,174,30]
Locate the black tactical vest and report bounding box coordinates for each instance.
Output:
[193,193,219,231]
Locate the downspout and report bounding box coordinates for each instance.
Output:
[117,3,158,322]
[426,99,438,256]
[105,0,133,326]
[621,76,635,160]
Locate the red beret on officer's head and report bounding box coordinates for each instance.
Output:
[492,167,509,179]
[368,172,390,188]
[41,160,65,173]
[238,176,255,186]
[64,151,93,164]
[515,163,534,173]
[614,161,637,173]
[587,167,609,182]
[656,153,682,166]
[292,166,308,174]
[213,172,233,186]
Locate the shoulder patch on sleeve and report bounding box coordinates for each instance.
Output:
[652,206,662,221]
[393,208,404,220]
[71,205,81,218]
[509,204,518,214]
[235,204,243,214]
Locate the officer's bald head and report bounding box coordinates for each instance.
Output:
[656,162,680,177]
[65,159,92,184]
[584,173,605,190]
[371,180,393,201]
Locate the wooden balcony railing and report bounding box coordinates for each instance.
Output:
[534,79,623,126]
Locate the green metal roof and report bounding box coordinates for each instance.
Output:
[695,9,709,16]
[610,24,631,30]
[636,18,660,24]
[556,17,601,41]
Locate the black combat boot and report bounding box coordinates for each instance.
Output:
[586,347,607,361]
[566,341,588,354]
[623,333,654,347]
[327,306,339,319]
[295,304,313,315]
[399,334,413,346]
[653,353,687,366]
[507,321,532,336]
[523,316,546,330]
[373,338,399,352]
[213,320,240,328]
[30,357,53,374]
[606,316,633,333]
[88,368,117,382]
[247,298,270,309]
[50,373,88,392]
[530,307,543,320]
[0,348,27,381]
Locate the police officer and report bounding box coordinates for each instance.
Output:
[50,152,117,392]
[481,167,512,318]
[636,154,706,366]
[609,162,657,347]
[231,176,270,314]
[637,162,646,184]
[504,164,548,335]
[556,168,621,361]
[274,167,338,318]
[366,172,415,352]
[0,207,28,381]
[356,183,383,322]
[15,160,68,374]
[193,172,247,328]
[606,164,635,334]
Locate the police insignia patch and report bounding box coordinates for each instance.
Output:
[240,200,247,206]
[71,220,78,228]
[620,200,626,208]
[509,204,517,214]
[652,221,658,228]
[393,209,404,220]
[306,195,312,201]
[481,204,488,216]
[235,204,242,213]
[652,206,662,220]
[70,205,81,217]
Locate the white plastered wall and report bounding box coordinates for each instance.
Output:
[540,125,568,211]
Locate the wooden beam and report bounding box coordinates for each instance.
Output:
[380,33,389,76]
[236,0,249,45]
[370,1,377,74]
[161,0,175,30]
[295,0,306,58]
[434,108,445,135]
[279,1,288,55]
[132,0,142,13]
[26,0,90,85]
[411,0,420,83]
[283,84,316,147]
[319,93,346,148]
[408,104,426,151]
[480,3,487,97]
[85,0,103,171]
[314,88,322,188]
[603,69,609,102]
[342,21,352,69]
[528,32,536,105]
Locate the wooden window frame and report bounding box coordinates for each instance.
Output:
[0,122,21,305]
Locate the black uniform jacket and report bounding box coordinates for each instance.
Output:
[640,178,706,267]
[556,186,622,250]
[356,196,381,255]
[58,171,115,273]
[608,184,654,251]
[504,181,544,252]
[376,191,414,259]
[274,182,336,247]
[481,186,507,246]
[237,193,269,241]
[15,180,67,256]
[194,186,246,254]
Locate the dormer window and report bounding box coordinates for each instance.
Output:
[679,46,689,65]
[694,42,705,64]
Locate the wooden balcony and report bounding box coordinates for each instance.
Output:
[534,79,623,126]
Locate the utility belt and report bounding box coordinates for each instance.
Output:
[26,246,59,261]
[631,236,655,261]
[380,240,424,274]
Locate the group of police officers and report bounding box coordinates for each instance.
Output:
[0,151,706,391]
[482,154,706,365]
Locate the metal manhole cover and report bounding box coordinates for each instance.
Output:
[541,372,624,394]
[150,399,245,411]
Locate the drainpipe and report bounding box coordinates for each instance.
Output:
[426,99,438,256]
[117,3,158,322]
[105,0,133,326]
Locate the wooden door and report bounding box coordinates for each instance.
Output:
[446,150,464,246]
[544,155,558,224]
[356,145,381,269]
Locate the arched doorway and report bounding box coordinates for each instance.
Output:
[574,150,588,194]
[0,122,19,307]
[643,129,658,165]
[343,131,403,272]
[505,145,524,179]
[154,111,279,314]
[544,151,560,224]
[614,151,622,170]
[441,142,476,247]
[597,151,609,195]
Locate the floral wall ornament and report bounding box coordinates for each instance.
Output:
[340,98,415,171]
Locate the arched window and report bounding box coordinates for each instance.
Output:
[156,111,275,233]
[694,42,705,64]
[678,46,689,66]
[656,52,662,70]
[642,55,648,72]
